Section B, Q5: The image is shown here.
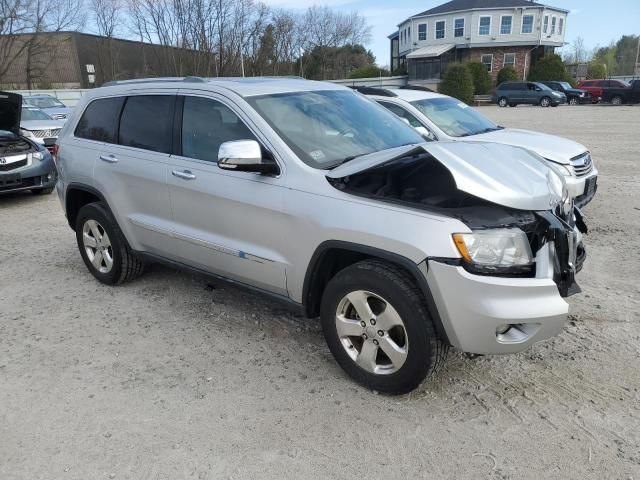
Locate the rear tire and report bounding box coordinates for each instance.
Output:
[75,202,145,285]
[540,96,551,107]
[568,97,578,105]
[508,103,517,107]
[31,187,54,195]
[611,95,623,106]
[498,97,509,107]
[320,259,448,394]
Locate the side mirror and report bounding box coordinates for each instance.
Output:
[218,140,279,175]
[415,126,435,141]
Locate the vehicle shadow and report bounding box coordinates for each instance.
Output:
[0,190,54,208]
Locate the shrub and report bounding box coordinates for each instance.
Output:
[465,61,492,95]
[438,63,475,104]
[528,53,572,82]
[349,65,390,79]
[587,62,607,79]
[497,65,519,85]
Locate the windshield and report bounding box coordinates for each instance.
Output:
[25,97,65,108]
[21,107,53,121]
[558,82,572,90]
[246,90,423,169]
[410,97,500,138]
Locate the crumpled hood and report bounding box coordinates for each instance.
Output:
[0,91,22,134]
[468,128,587,165]
[327,141,565,211]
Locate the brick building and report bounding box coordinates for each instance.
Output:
[389,0,568,84]
[0,32,216,89]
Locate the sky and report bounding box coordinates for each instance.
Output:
[261,0,640,67]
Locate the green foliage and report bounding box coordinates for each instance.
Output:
[587,62,607,79]
[349,65,390,79]
[465,61,492,95]
[592,35,639,76]
[496,65,519,84]
[391,65,407,76]
[438,63,474,105]
[301,44,376,80]
[528,54,572,82]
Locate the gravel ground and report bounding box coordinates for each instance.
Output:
[1,104,639,480]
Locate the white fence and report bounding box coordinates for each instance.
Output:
[329,75,408,88]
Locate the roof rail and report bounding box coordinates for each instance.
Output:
[399,85,435,93]
[347,86,397,97]
[100,77,207,87]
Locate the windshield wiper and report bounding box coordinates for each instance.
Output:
[459,126,503,137]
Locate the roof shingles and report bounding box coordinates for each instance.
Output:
[414,0,559,18]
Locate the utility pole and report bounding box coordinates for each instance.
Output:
[635,35,640,76]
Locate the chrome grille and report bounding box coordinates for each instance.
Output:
[30,128,61,139]
[570,152,593,178]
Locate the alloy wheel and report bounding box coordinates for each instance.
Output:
[335,290,408,375]
[82,219,114,274]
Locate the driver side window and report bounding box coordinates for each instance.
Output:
[181,96,257,162]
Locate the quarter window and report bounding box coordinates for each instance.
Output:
[181,96,256,163]
[521,15,534,34]
[543,15,549,33]
[500,16,512,35]
[454,18,464,37]
[74,97,124,143]
[435,20,445,39]
[118,95,174,153]
[418,23,427,41]
[481,54,493,72]
[504,53,516,67]
[478,16,491,36]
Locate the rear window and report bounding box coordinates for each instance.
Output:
[118,95,174,153]
[75,97,124,143]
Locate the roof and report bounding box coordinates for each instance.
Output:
[407,44,456,59]
[415,0,564,17]
[96,77,347,98]
[387,89,446,102]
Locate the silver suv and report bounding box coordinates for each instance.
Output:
[55,78,586,394]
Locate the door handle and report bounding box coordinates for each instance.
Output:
[99,154,118,163]
[172,169,196,180]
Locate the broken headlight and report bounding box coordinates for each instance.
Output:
[452,229,534,276]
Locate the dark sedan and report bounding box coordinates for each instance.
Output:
[1,91,57,195]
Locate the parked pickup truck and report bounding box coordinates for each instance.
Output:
[601,79,640,105]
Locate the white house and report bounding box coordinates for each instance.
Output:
[389,0,568,82]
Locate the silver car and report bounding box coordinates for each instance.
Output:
[356,87,598,208]
[55,78,586,394]
[20,106,65,152]
[23,94,73,121]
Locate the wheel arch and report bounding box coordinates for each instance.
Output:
[302,240,450,345]
[65,183,111,230]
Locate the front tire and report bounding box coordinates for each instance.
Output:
[540,96,551,107]
[320,260,448,394]
[75,202,145,285]
[31,187,54,195]
[498,97,509,107]
[611,95,623,106]
[568,97,578,105]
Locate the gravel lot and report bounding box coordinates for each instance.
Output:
[1,104,639,480]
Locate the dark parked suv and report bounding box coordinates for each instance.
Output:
[541,81,592,105]
[494,81,566,107]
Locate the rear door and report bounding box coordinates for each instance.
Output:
[166,91,288,295]
[510,83,527,103]
[90,91,177,258]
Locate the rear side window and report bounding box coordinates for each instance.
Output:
[118,95,174,153]
[75,97,124,143]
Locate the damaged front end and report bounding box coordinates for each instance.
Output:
[327,142,587,298]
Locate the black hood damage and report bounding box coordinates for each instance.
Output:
[328,147,587,297]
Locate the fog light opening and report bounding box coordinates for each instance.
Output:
[496,324,511,335]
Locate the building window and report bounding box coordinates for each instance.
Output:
[408,26,411,42]
[558,17,564,35]
[478,16,491,36]
[500,15,512,35]
[481,54,493,72]
[543,15,549,34]
[504,53,516,67]
[454,18,464,37]
[435,20,445,39]
[551,16,556,34]
[418,23,427,41]
[521,14,534,34]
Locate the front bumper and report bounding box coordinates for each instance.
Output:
[0,156,57,194]
[564,170,598,208]
[424,261,568,354]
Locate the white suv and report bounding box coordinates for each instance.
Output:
[357,87,598,208]
[54,78,586,393]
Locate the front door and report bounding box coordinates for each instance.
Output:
[167,93,288,296]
